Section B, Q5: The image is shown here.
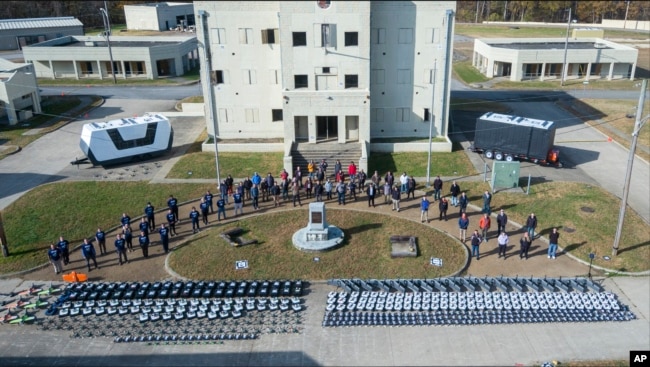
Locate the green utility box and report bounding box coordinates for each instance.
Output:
[491,161,520,190]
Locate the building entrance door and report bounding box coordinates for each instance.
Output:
[316,116,337,141]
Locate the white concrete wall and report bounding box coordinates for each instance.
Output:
[370,141,452,153]
[124,6,161,31]
[601,19,650,31]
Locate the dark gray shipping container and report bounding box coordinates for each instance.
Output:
[473,112,556,161]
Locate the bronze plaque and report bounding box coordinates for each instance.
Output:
[311,212,323,224]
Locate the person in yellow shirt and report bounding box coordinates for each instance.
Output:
[307,160,315,179]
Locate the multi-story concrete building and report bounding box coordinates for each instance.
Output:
[0,58,41,125]
[194,1,456,171]
[0,17,83,51]
[124,2,195,32]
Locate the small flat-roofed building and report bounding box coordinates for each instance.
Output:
[124,2,195,31]
[473,38,638,81]
[0,17,84,51]
[0,58,41,125]
[22,35,198,80]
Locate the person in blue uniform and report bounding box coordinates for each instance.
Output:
[158,224,170,254]
[48,244,63,274]
[138,231,150,258]
[114,233,128,265]
[121,212,131,228]
[189,207,200,233]
[216,197,226,221]
[200,198,210,225]
[144,202,156,228]
[166,209,177,236]
[122,225,133,252]
[205,190,214,213]
[95,227,106,255]
[57,236,70,265]
[167,195,179,222]
[139,218,150,238]
[81,238,99,271]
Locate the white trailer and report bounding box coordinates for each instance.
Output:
[79,114,173,166]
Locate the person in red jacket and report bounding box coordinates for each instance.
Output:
[479,213,491,242]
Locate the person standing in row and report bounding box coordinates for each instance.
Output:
[233,190,244,215]
[399,172,408,194]
[458,192,468,215]
[168,195,179,222]
[139,231,150,258]
[81,238,99,271]
[526,213,538,239]
[449,181,460,207]
[384,171,394,187]
[139,218,149,238]
[166,209,178,236]
[367,182,376,208]
[548,227,560,259]
[200,198,210,225]
[114,233,128,265]
[482,190,492,215]
[314,180,323,202]
[371,170,381,187]
[334,160,342,179]
[308,160,315,179]
[357,169,366,192]
[122,225,133,252]
[219,180,229,205]
[433,176,443,201]
[95,227,107,256]
[251,184,260,210]
[189,207,200,233]
[158,224,170,254]
[479,213,491,242]
[216,197,227,221]
[470,230,482,261]
[497,231,509,259]
[383,182,391,205]
[496,209,508,237]
[406,176,416,200]
[439,197,449,221]
[336,180,346,206]
[205,190,214,213]
[320,159,328,176]
[391,185,401,212]
[420,195,430,223]
[458,213,469,243]
[324,179,332,201]
[348,180,357,201]
[57,236,70,266]
[121,212,131,228]
[144,202,155,229]
[48,244,63,274]
[270,183,281,207]
[243,177,252,200]
[519,232,532,260]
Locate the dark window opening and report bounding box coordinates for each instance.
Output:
[424,108,430,121]
[294,74,308,88]
[272,109,283,121]
[107,122,158,150]
[344,74,358,89]
[344,32,358,46]
[211,70,224,84]
[292,32,307,46]
[322,67,330,74]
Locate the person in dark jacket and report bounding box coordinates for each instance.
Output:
[139,218,149,238]
[251,184,260,210]
[482,190,492,214]
[519,232,532,260]
[114,233,128,265]
[57,236,70,265]
[470,230,482,260]
[95,227,107,255]
[496,209,508,236]
[189,207,201,233]
[122,225,133,252]
[406,176,416,200]
[166,209,177,236]
[200,198,210,225]
[121,212,131,228]
[80,238,99,271]
[48,244,63,274]
[205,190,214,213]
[439,197,449,221]
[525,213,538,239]
[158,224,170,254]
[144,202,155,228]
[366,183,377,208]
[458,192,468,215]
[216,197,227,220]
[139,231,150,258]
[167,195,179,221]
[548,227,560,259]
[449,181,461,207]
[458,213,469,242]
[433,176,443,201]
[391,185,401,212]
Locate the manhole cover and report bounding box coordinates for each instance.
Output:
[564,227,576,233]
[580,206,595,213]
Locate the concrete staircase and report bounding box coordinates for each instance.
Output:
[291,142,362,173]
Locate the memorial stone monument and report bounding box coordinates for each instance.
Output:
[292,202,344,252]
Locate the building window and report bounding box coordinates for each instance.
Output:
[211,70,226,85]
[371,69,385,84]
[398,28,413,44]
[239,28,253,44]
[397,69,411,84]
[371,28,385,44]
[424,108,430,121]
[211,28,226,44]
[107,122,158,150]
[396,108,410,122]
[242,69,257,84]
[316,23,336,47]
[371,108,384,122]
[245,108,259,123]
[293,32,307,46]
[219,108,229,123]
[294,74,308,89]
[272,109,283,121]
[261,28,279,44]
[344,32,358,46]
[322,67,331,74]
[344,74,358,89]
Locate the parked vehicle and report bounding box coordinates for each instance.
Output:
[469,112,562,167]
[79,114,173,166]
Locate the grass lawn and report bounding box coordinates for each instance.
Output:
[368,150,476,178]
[455,23,649,40]
[166,152,286,180]
[453,61,490,84]
[0,96,102,158]
[169,209,465,280]
[458,181,650,274]
[0,182,209,273]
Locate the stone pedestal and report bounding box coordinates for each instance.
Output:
[293,202,344,252]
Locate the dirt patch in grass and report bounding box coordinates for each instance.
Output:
[169,209,466,280]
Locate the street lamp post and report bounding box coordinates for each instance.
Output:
[560,7,572,87]
[99,8,117,84]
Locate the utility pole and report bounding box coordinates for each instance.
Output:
[99,7,117,84]
[560,7,571,87]
[623,1,630,30]
[612,79,648,256]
